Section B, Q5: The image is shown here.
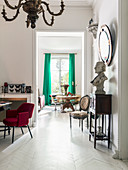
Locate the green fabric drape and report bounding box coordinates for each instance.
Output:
[69,53,75,94]
[43,53,51,105]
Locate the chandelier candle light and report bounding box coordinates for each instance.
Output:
[1,0,65,29]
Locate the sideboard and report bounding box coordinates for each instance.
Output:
[89,94,112,149]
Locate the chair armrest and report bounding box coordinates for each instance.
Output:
[6,109,18,118]
[17,112,29,127]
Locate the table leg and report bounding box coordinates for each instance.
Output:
[89,112,92,141]
[62,102,75,113]
[108,114,111,148]
[94,114,97,149]
[102,115,104,133]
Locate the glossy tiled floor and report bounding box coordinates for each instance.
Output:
[0,107,128,170]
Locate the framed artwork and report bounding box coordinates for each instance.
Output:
[98,24,113,66]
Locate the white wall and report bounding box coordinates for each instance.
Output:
[118,0,128,160]
[0,11,33,87]
[93,0,118,150]
[0,5,92,87]
[0,5,92,125]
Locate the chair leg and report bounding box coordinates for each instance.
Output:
[87,116,89,129]
[12,127,15,143]
[70,114,72,129]
[8,126,11,135]
[81,119,83,132]
[55,103,57,111]
[27,125,33,138]
[79,119,80,127]
[4,125,6,138]
[20,127,24,134]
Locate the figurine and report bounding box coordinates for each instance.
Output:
[91,61,108,94]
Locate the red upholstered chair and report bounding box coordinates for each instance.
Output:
[3,103,34,143]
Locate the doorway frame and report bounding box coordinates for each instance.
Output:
[32,30,91,126]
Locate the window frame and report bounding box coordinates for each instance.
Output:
[51,54,69,94]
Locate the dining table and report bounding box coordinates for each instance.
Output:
[56,95,80,113]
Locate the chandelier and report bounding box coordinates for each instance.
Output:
[1,0,65,29]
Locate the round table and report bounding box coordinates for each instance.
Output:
[56,95,80,113]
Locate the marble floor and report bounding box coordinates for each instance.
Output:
[0,106,128,170]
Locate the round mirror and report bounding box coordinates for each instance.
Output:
[98,25,113,66]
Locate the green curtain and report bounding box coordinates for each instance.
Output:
[43,53,51,105]
[69,53,75,94]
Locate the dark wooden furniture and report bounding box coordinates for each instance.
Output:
[89,94,112,149]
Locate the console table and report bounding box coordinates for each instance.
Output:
[89,94,112,149]
[0,93,33,102]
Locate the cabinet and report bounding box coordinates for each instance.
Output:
[89,94,112,148]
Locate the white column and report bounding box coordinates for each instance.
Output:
[118,0,128,160]
[32,30,38,127]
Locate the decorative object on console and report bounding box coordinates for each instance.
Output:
[4,82,8,93]
[98,24,113,66]
[21,83,26,93]
[2,83,31,93]
[87,18,98,39]
[26,86,31,93]
[61,84,69,95]
[1,0,65,29]
[90,61,108,94]
[8,84,21,93]
[66,92,73,96]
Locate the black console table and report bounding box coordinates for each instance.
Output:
[89,94,112,148]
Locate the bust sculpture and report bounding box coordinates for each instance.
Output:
[90,61,108,94]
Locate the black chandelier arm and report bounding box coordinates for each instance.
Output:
[41,1,65,16]
[3,0,23,10]
[40,6,54,26]
[1,8,20,21]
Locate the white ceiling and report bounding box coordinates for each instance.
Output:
[46,0,94,7]
[64,0,94,6]
[0,0,94,7]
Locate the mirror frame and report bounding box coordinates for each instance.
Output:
[98,24,113,66]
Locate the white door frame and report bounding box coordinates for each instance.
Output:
[32,30,90,126]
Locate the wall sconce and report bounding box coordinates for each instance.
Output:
[87,18,98,39]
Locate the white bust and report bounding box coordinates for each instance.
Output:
[91,61,108,94]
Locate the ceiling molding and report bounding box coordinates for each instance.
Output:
[0,0,94,7]
[92,0,97,8]
[49,0,94,7]
[41,49,81,53]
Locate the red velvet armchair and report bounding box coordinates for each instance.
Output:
[3,103,34,143]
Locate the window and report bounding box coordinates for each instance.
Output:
[51,54,69,94]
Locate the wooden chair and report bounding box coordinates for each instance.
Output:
[69,95,90,131]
